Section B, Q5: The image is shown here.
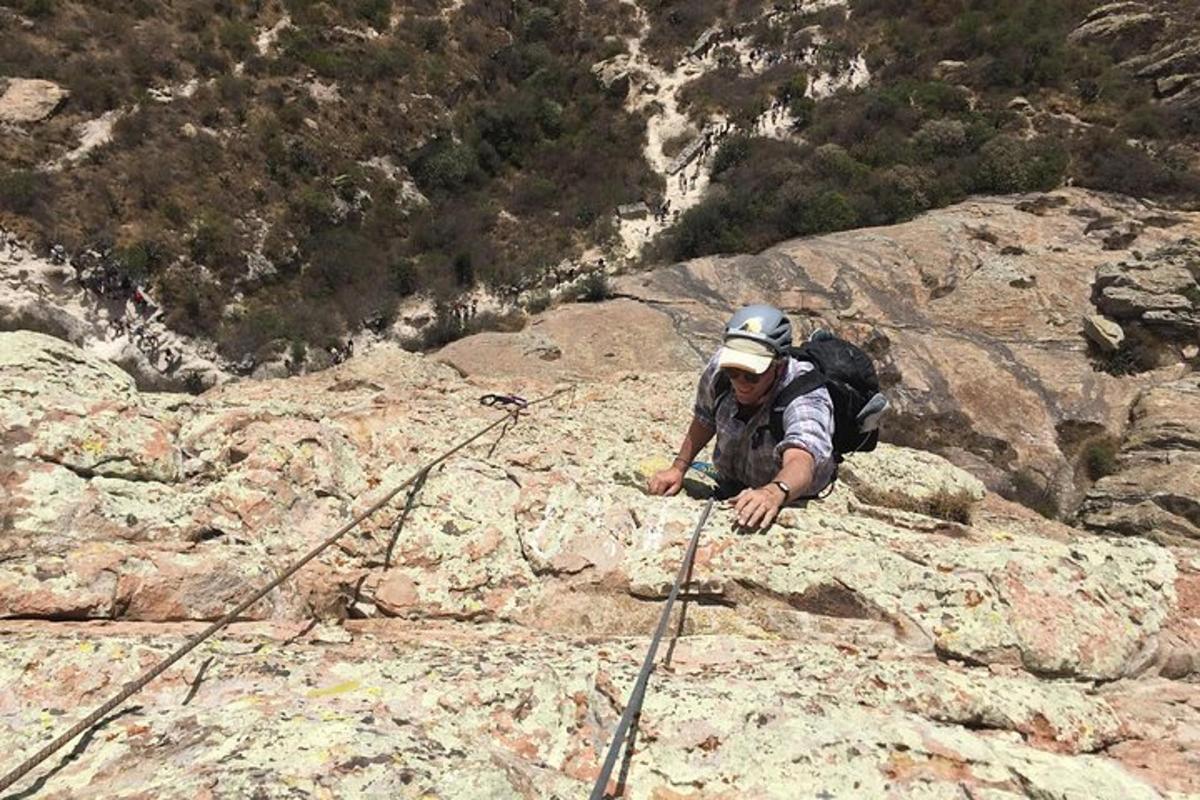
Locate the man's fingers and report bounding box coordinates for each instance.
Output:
[760,505,778,529]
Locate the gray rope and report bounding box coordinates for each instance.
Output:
[589,496,715,800]
[0,386,571,795]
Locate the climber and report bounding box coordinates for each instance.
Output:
[648,304,835,530]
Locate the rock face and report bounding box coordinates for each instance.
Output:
[1079,373,1200,545]
[1069,2,1166,59]
[1093,239,1200,337]
[1,331,1198,797]
[0,77,68,124]
[440,189,1200,514]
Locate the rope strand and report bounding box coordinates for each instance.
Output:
[589,496,715,800]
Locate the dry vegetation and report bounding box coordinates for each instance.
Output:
[0,0,653,360]
[854,485,977,525]
[1,0,1197,361]
[653,0,1199,261]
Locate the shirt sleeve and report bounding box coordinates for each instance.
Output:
[692,353,722,428]
[775,383,835,467]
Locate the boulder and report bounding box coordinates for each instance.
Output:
[0,77,68,124]
[1068,3,1165,58]
[1083,314,1126,353]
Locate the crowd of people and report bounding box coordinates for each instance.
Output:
[68,247,184,375]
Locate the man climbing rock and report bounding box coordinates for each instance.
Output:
[648,304,836,530]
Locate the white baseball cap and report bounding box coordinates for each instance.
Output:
[717,336,776,375]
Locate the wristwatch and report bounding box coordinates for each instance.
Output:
[772,480,791,501]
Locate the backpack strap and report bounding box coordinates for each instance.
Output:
[768,367,826,442]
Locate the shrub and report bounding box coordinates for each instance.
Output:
[572,271,611,302]
[1083,436,1121,480]
[0,170,38,214]
[869,165,934,222]
[413,18,447,51]
[809,143,867,182]
[356,0,393,30]
[973,135,1066,193]
[157,265,224,337]
[778,72,808,103]
[711,135,751,176]
[408,137,481,194]
[788,96,816,129]
[671,196,749,259]
[112,107,153,149]
[912,118,968,158]
[524,290,551,314]
[17,0,55,17]
[219,19,256,59]
[791,188,858,236]
[115,239,168,282]
[1072,131,1200,199]
[855,485,975,524]
[189,210,241,271]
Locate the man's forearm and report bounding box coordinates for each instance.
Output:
[770,447,816,502]
[673,416,715,467]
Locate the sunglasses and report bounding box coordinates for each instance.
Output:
[722,367,771,385]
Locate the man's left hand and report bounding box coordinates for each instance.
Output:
[729,484,786,531]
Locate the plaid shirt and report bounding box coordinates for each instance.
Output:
[693,353,836,494]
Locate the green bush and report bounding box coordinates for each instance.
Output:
[0,170,38,214]
[1083,436,1121,480]
[525,290,551,314]
[115,240,168,282]
[711,135,751,176]
[413,18,447,51]
[218,19,255,59]
[671,196,749,259]
[189,210,240,271]
[1072,131,1200,199]
[793,189,858,235]
[788,96,816,129]
[409,137,481,194]
[912,118,968,158]
[157,265,224,337]
[17,0,55,17]
[573,271,611,302]
[973,136,1067,193]
[809,143,867,182]
[356,0,393,30]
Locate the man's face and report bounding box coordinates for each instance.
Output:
[724,360,779,406]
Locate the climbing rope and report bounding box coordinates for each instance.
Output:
[0,385,572,795]
[589,496,716,800]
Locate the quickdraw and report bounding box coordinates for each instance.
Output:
[479,392,529,409]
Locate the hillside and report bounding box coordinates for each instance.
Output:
[2,0,1199,369]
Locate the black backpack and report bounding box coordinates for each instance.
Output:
[714,330,886,463]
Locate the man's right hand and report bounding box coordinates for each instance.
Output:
[648,465,686,496]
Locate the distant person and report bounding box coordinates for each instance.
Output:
[648,305,835,530]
